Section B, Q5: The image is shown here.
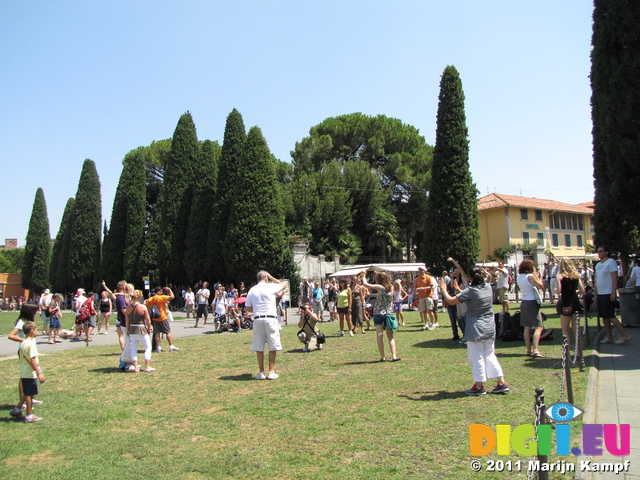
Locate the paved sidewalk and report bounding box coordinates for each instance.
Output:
[578,326,640,480]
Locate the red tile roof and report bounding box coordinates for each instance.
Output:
[478,193,594,214]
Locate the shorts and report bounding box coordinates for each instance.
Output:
[197,304,208,318]
[327,301,336,313]
[336,306,349,315]
[21,378,38,397]
[312,302,323,314]
[497,287,508,303]
[50,317,61,329]
[393,301,403,311]
[152,319,171,334]
[597,294,616,319]
[373,313,386,326]
[87,316,96,328]
[251,317,282,352]
[418,297,434,312]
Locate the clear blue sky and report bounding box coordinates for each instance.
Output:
[1,1,595,246]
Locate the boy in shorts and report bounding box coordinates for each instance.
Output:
[12,321,45,422]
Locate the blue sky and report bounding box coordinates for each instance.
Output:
[1,1,595,245]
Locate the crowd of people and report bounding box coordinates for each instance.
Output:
[7,246,637,422]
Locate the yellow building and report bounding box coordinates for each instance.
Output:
[478,193,594,261]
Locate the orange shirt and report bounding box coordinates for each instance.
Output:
[414,274,433,299]
[144,294,170,322]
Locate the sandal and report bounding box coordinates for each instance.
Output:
[531,352,547,358]
[391,357,402,362]
[525,351,532,357]
[379,358,386,362]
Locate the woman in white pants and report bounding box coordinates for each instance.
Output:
[438,261,509,396]
[125,290,155,373]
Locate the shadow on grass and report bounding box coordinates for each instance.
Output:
[412,339,466,349]
[89,367,123,374]
[98,352,121,357]
[218,373,255,381]
[399,390,467,401]
[343,359,390,365]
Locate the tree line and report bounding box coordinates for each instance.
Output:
[21,65,482,296]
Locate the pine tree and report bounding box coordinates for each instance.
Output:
[422,65,479,273]
[591,0,640,269]
[67,159,102,290]
[184,139,221,281]
[208,109,246,280]
[22,188,51,294]
[226,126,288,282]
[50,198,75,293]
[158,112,199,284]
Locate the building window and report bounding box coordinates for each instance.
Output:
[577,235,583,248]
[520,209,528,220]
[537,232,544,245]
[552,233,559,248]
[523,232,530,245]
[565,234,572,248]
[535,210,542,222]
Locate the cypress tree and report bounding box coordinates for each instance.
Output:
[102,148,147,285]
[50,198,75,293]
[208,109,246,280]
[422,65,479,272]
[158,112,199,284]
[67,159,102,290]
[591,0,640,269]
[22,188,52,294]
[226,126,287,282]
[184,139,221,282]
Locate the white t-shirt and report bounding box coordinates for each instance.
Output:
[517,274,536,301]
[245,282,285,317]
[196,289,210,305]
[212,296,228,315]
[496,268,509,290]
[629,266,640,288]
[184,291,195,305]
[595,258,618,295]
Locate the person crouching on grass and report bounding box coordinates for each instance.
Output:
[438,261,509,396]
[11,321,46,422]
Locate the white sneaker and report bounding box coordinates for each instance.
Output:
[24,414,42,423]
[125,365,136,372]
[32,399,43,405]
[267,372,279,380]
[255,372,267,380]
[155,347,162,353]
[433,323,440,328]
[349,330,354,337]
[170,345,179,351]
[318,344,323,350]
[427,323,436,331]
[338,331,344,337]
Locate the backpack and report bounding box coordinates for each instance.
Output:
[77,298,93,322]
[500,311,523,341]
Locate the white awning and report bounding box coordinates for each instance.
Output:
[329,263,427,277]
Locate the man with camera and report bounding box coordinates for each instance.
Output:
[144,286,179,352]
[298,302,323,352]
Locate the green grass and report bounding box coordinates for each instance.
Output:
[0,305,594,479]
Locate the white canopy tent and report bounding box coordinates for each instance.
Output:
[329,263,427,277]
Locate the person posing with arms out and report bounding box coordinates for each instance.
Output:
[125,290,155,372]
[555,258,585,350]
[245,271,286,380]
[438,263,509,396]
[414,267,436,330]
[362,271,400,362]
[517,259,546,358]
[595,246,631,345]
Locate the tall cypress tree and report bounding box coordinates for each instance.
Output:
[102,148,147,285]
[422,65,479,272]
[22,188,52,294]
[158,112,199,284]
[68,159,102,290]
[208,109,246,280]
[226,126,287,282]
[50,198,75,293]
[591,0,640,270]
[184,139,221,282]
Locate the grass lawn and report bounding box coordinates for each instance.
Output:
[0,304,595,479]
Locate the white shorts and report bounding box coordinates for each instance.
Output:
[251,317,282,352]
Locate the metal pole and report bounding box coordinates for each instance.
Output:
[562,335,574,404]
[535,387,549,480]
[575,312,586,372]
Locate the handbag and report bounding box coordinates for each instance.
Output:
[528,274,542,305]
[381,289,399,332]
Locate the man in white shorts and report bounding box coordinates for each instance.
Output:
[245,271,286,380]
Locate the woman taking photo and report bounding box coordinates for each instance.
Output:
[125,290,154,372]
[555,258,585,350]
[362,271,400,362]
[517,259,546,358]
[393,279,408,327]
[336,279,354,337]
[438,262,509,396]
[351,276,366,334]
